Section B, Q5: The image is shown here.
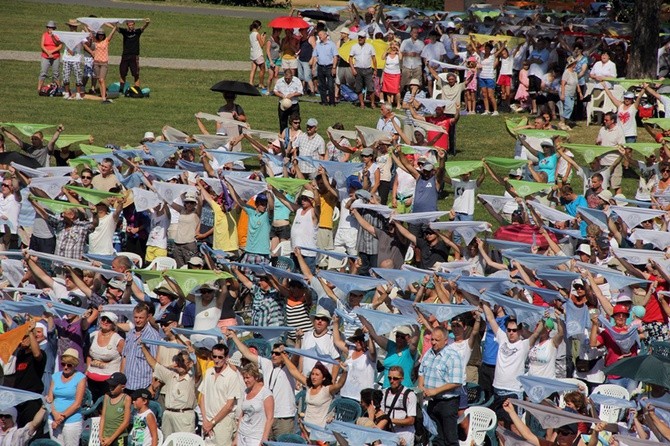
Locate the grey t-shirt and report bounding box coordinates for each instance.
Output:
[375,228,409,269]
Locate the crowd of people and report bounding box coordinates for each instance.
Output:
[38,17,150,102]
[8,1,670,446]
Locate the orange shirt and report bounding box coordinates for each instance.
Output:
[93,39,110,63]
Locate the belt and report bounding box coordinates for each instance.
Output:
[165,408,194,413]
[318,64,333,68]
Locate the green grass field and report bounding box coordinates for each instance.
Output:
[2,1,648,223]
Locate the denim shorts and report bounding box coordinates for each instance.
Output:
[479,77,495,89]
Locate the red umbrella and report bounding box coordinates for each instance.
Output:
[493,224,557,249]
[268,16,310,29]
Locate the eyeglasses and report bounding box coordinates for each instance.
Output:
[271,351,282,356]
[81,176,92,180]
[389,376,402,381]
[0,414,12,419]
[101,317,112,323]
[507,328,519,333]
[292,121,301,124]
[60,362,75,368]
[211,355,226,359]
[1,184,10,188]
[662,169,670,173]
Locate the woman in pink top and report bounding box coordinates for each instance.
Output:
[39,20,63,92]
[85,23,117,103]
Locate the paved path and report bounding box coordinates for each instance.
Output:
[24,0,281,19]
[0,50,250,71]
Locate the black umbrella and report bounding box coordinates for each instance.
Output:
[210,80,261,97]
[299,10,340,22]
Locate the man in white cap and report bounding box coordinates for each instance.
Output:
[299,308,339,376]
[0,406,46,446]
[349,30,378,109]
[293,118,325,176]
[273,68,303,132]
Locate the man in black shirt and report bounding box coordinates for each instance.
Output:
[119,18,151,91]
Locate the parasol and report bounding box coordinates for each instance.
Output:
[268,16,310,29]
[210,80,261,97]
[339,39,389,69]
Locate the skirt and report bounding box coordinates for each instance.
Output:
[381,72,401,94]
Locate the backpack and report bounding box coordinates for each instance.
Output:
[125,86,144,98]
[340,84,358,102]
[383,387,429,445]
[39,83,62,97]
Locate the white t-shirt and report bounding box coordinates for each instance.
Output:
[451,179,477,215]
[350,42,377,69]
[479,54,496,80]
[399,38,424,69]
[447,340,472,384]
[0,194,21,235]
[147,212,169,249]
[339,349,376,401]
[396,168,416,199]
[382,388,417,436]
[617,104,638,138]
[258,356,296,418]
[493,330,530,392]
[527,339,558,378]
[499,56,514,76]
[300,330,339,376]
[88,213,116,255]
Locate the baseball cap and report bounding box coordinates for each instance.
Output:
[623,91,635,99]
[576,244,591,256]
[396,326,412,336]
[346,175,363,190]
[446,21,456,28]
[614,293,633,304]
[357,30,367,37]
[199,280,220,292]
[184,192,198,203]
[301,190,315,199]
[187,256,204,266]
[193,338,217,350]
[612,304,630,315]
[157,311,180,325]
[0,408,17,421]
[355,189,372,200]
[422,162,435,172]
[108,278,127,291]
[107,372,127,387]
[306,118,318,127]
[361,147,374,156]
[540,139,554,148]
[311,308,332,320]
[99,311,119,324]
[131,389,151,400]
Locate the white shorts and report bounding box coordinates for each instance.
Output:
[334,228,357,255]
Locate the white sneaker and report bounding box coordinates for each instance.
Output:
[75,93,83,100]
[491,111,499,116]
[63,92,70,99]
[481,110,491,116]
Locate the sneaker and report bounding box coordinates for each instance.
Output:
[75,93,83,100]
[88,89,96,95]
[481,110,491,116]
[558,122,571,131]
[63,92,70,100]
[102,99,113,104]
[491,111,499,116]
[510,104,518,111]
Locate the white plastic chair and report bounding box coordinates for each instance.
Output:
[557,377,588,408]
[157,429,164,446]
[144,256,177,271]
[87,417,101,446]
[459,406,497,446]
[591,384,630,423]
[271,240,292,257]
[162,432,205,446]
[585,83,624,126]
[117,251,143,268]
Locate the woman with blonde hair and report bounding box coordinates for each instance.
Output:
[236,363,274,446]
[381,40,402,108]
[47,348,87,446]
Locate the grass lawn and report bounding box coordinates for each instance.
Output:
[2,0,256,61]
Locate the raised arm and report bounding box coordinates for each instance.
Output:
[392,220,417,245]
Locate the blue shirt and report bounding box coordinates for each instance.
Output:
[537,153,558,183]
[413,177,438,213]
[122,323,160,391]
[313,39,338,66]
[563,194,588,235]
[482,315,508,365]
[243,205,271,255]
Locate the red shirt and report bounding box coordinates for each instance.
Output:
[426,116,453,150]
[41,31,61,59]
[643,274,668,324]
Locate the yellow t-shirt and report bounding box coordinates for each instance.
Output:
[318,194,337,230]
[212,205,239,252]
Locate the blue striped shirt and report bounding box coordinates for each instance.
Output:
[418,345,463,398]
[122,323,160,390]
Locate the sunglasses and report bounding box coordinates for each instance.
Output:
[0,414,11,419]
[662,169,670,173]
[389,376,402,381]
[362,154,372,158]
[61,362,75,368]
[507,328,519,333]
[81,176,92,180]
[1,184,10,188]
[211,355,226,359]
[292,121,301,124]
[314,316,329,321]
[573,284,585,289]
[101,317,112,323]
[271,351,282,356]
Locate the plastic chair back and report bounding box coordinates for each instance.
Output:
[87,417,101,446]
[459,406,497,446]
[117,251,143,268]
[591,384,630,423]
[328,397,362,422]
[163,432,205,446]
[146,256,177,271]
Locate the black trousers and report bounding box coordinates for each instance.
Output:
[317,64,335,105]
[478,363,496,399]
[427,397,460,446]
[278,102,300,132]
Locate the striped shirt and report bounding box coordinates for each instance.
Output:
[418,345,463,399]
[122,323,160,390]
[250,285,285,327]
[286,299,312,340]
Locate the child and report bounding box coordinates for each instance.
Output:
[496,46,514,111]
[128,389,158,446]
[464,57,478,114]
[513,60,531,113]
[99,373,131,446]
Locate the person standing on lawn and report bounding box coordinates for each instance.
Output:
[118,19,150,92]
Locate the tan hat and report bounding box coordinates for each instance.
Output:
[408,78,421,87]
[301,190,315,199]
[141,131,156,142]
[184,192,198,203]
[597,190,613,202]
[66,19,80,27]
[62,348,80,361]
[566,56,577,67]
[396,326,412,336]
